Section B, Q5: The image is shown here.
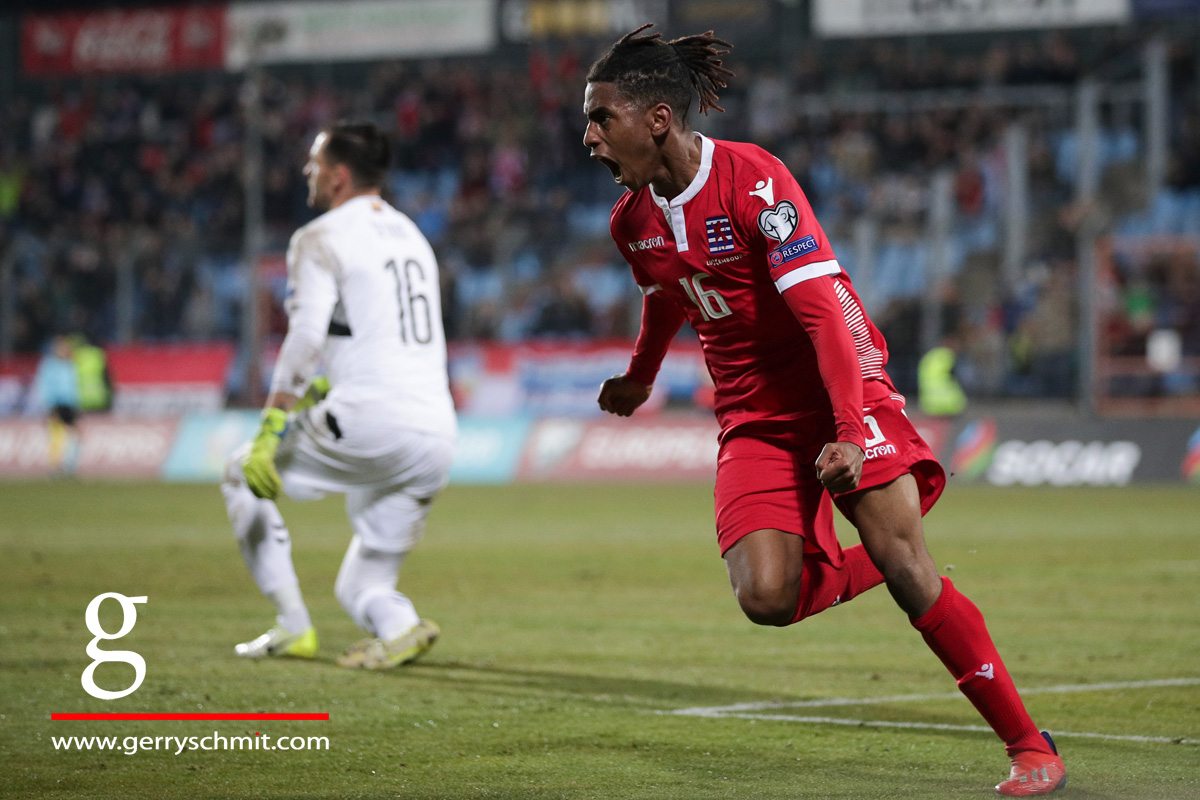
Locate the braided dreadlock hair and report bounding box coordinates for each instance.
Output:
[587,23,734,124]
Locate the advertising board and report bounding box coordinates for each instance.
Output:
[947,416,1199,486]
[21,6,227,76]
[226,0,496,68]
[518,416,720,482]
[0,418,177,479]
[814,0,1130,37]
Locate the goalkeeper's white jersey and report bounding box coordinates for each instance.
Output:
[272,195,456,439]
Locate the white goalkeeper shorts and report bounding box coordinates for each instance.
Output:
[271,400,456,554]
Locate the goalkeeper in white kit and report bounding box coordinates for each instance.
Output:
[222,121,457,669]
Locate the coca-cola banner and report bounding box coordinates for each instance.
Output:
[22,5,227,77]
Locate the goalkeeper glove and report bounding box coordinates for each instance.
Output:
[292,376,330,415]
[243,407,288,500]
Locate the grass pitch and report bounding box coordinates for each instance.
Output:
[1,481,1197,799]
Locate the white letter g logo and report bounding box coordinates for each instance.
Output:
[81,593,147,700]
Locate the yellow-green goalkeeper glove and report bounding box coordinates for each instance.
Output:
[242,407,288,500]
[292,376,330,415]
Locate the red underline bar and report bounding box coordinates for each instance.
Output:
[51,713,329,721]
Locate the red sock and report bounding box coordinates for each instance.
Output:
[791,544,884,623]
[912,577,1050,757]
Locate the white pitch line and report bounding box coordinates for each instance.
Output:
[676,713,1196,745]
[661,677,1200,745]
[669,677,1200,716]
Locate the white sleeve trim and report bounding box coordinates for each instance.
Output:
[639,284,663,296]
[773,259,841,293]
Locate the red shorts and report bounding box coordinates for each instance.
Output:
[714,393,946,561]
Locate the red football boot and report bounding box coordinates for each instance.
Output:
[995,732,1067,797]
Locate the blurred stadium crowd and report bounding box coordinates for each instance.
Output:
[2,26,1198,399]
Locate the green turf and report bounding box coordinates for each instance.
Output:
[1,481,1197,799]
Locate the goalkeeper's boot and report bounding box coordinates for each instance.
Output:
[337,620,439,670]
[234,626,318,659]
[995,732,1066,796]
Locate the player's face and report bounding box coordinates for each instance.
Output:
[303,133,334,211]
[583,82,659,191]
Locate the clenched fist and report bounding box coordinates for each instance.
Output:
[597,374,653,417]
[815,441,864,494]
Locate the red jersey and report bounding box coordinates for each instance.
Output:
[611,135,894,448]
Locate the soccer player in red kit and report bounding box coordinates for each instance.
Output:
[585,25,1066,797]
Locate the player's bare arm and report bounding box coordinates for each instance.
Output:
[597,374,652,417]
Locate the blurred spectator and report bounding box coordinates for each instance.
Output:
[530,270,593,339]
[31,335,80,477]
[70,333,112,413]
[0,26,1196,411]
[1021,264,1079,397]
[918,335,969,417]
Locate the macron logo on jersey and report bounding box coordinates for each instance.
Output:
[705,216,736,254]
[628,235,665,252]
[748,178,775,206]
[769,235,819,267]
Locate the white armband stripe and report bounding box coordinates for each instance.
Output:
[773,260,841,293]
[639,284,663,296]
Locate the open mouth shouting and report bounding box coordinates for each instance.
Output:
[593,153,623,184]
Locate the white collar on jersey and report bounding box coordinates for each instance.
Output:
[648,133,713,253]
[649,133,714,211]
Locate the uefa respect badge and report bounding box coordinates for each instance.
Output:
[81,593,147,700]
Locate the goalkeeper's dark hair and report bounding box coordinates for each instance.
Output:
[321,120,391,189]
[586,23,734,123]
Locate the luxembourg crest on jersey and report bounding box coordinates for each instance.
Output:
[705,216,736,254]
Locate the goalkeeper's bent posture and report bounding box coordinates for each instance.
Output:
[222,121,456,669]
[585,25,1065,796]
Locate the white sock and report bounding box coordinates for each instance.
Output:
[365,592,419,641]
[335,536,419,639]
[268,583,312,635]
[222,465,311,633]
